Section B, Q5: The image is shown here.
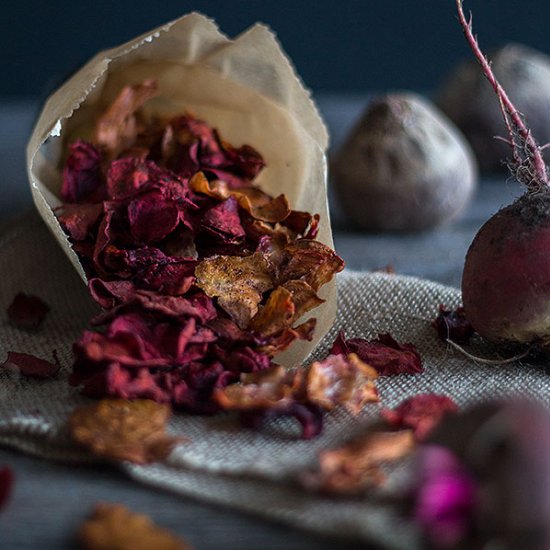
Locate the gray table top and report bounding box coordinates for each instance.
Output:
[0,95,520,549]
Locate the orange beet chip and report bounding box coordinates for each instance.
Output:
[279,240,345,290]
[250,280,324,337]
[215,366,302,410]
[195,252,273,328]
[306,353,379,415]
[301,429,415,495]
[69,399,182,464]
[79,503,193,550]
[189,172,290,223]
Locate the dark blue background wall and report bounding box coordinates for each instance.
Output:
[3,1,550,98]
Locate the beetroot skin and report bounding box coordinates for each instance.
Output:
[462,193,550,343]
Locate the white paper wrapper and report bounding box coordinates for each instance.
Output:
[26,12,335,367]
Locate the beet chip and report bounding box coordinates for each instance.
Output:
[330,330,423,376]
[433,305,475,345]
[382,394,459,441]
[201,195,244,237]
[1,351,59,378]
[56,203,103,242]
[307,353,378,415]
[195,253,273,328]
[0,467,13,511]
[215,354,378,439]
[301,430,415,495]
[79,503,193,550]
[61,141,103,203]
[7,292,50,330]
[94,79,159,159]
[69,398,183,464]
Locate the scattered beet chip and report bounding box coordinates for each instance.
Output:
[382,394,459,441]
[301,430,415,495]
[7,292,50,330]
[215,354,378,439]
[306,353,379,415]
[0,467,13,511]
[278,240,345,290]
[1,351,60,378]
[127,191,180,244]
[79,502,193,550]
[330,330,423,376]
[69,398,183,464]
[433,304,475,345]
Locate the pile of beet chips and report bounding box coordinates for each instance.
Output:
[57,79,344,418]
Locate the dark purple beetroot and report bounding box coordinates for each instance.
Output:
[456,1,550,345]
[331,92,477,232]
[438,43,550,173]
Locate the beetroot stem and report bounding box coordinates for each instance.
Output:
[456,0,549,191]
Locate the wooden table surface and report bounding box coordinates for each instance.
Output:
[0,95,520,549]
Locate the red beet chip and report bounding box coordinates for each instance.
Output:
[56,203,103,242]
[127,190,180,244]
[7,293,50,330]
[1,351,60,378]
[200,196,246,243]
[106,157,165,201]
[330,330,423,376]
[61,140,104,203]
[0,467,14,510]
[432,304,475,345]
[382,393,459,441]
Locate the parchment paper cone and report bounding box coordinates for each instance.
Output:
[25,12,336,368]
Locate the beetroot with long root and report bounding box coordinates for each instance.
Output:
[457,0,550,345]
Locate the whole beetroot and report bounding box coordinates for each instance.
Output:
[438,43,550,173]
[457,1,550,345]
[331,93,477,232]
[417,400,550,549]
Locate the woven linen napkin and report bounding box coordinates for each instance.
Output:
[1,212,549,549]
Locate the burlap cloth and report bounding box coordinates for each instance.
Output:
[1,212,549,549]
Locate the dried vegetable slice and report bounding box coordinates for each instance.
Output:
[6,292,50,330]
[301,429,415,495]
[330,330,423,376]
[432,304,475,345]
[382,394,459,441]
[69,398,182,464]
[79,503,193,550]
[1,351,60,378]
